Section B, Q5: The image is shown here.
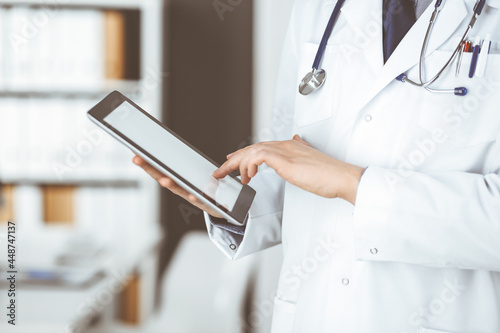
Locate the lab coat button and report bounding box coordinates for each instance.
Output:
[365,114,372,122]
[229,244,237,250]
[370,248,378,255]
[342,278,349,286]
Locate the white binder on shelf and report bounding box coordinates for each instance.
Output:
[71,9,105,86]
[0,98,17,176]
[16,98,32,176]
[0,7,5,89]
[26,97,45,177]
[43,98,63,178]
[50,9,105,89]
[7,6,34,88]
[13,185,44,230]
[32,11,52,87]
[74,186,113,243]
[0,98,21,177]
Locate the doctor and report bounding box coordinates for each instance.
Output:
[134,0,500,332]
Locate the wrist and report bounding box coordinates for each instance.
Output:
[339,164,364,205]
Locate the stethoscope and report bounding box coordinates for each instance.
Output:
[299,0,487,97]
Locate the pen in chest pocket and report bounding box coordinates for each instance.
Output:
[475,34,491,78]
[469,36,482,78]
[456,40,471,77]
[464,40,472,52]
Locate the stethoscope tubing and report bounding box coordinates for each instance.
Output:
[312,0,346,70]
[403,8,473,88]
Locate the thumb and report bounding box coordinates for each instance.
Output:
[292,134,311,146]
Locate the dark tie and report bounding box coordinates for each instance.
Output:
[383,0,417,63]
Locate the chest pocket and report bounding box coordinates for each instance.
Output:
[293,43,342,128]
[417,49,500,147]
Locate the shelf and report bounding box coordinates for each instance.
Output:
[0,173,143,187]
[1,179,140,187]
[0,0,151,10]
[0,80,143,98]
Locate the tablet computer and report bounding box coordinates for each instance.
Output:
[87,91,255,226]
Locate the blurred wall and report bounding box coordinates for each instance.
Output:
[250,1,293,332]
[253,0,294,139]
[159,0,253,300]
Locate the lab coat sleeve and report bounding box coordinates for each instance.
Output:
[205,167,285,260]
[352,139,500,271]
[204,0,303,260]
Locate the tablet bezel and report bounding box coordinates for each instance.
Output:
[87,91,255,226]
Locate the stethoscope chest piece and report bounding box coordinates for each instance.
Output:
[299,68,326,95]
[298,0,345,95]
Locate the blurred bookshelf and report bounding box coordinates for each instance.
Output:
[0,0,163,327]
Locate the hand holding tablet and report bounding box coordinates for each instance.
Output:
[87,91,255,226]
[132,155,224,219]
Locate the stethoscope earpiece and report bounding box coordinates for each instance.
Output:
[454,87,468,96]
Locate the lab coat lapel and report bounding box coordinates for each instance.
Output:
[341,0,384,75]
[357,0,468,111]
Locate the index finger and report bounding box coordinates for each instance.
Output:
[213,154,244,179]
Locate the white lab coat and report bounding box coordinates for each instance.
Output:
[205,0,500,332]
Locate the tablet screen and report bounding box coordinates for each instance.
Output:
[103,101,242,211]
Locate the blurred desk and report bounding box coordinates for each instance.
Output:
[0,229,161,333]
